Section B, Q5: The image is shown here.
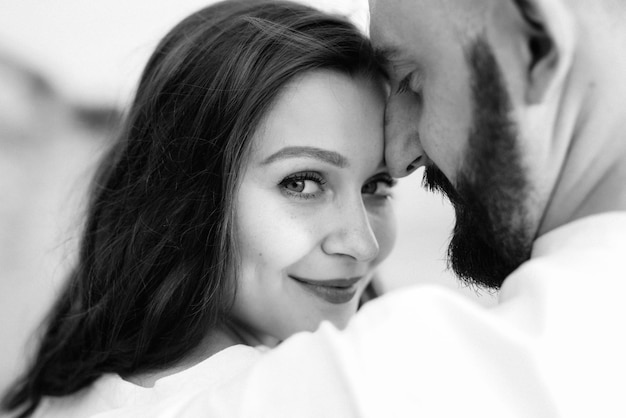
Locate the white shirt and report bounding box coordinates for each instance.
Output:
[31,345,263,418]
[56,213,626,417]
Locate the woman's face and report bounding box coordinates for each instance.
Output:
[231,70,396,345]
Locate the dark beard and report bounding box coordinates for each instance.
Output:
[423,37,533,290]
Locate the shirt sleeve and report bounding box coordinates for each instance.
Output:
[94,285,559,418]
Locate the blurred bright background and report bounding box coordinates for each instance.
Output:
[0,0,496,398]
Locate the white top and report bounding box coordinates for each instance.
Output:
[31,345,263,418]
[40,213,626,417]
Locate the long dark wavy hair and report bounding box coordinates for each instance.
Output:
[2,1,385,416]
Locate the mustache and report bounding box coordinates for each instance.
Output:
[422,165,463,206]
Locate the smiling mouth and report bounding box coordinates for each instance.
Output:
[289,276,361,304]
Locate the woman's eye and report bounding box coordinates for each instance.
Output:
[362,174,397,197]
[361,181,379,194]
[283,179,320,194]
[279,172,325,199]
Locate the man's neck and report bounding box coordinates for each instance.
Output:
[539,35,626,235]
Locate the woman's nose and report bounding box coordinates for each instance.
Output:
[321,198,380,262]
[384,93,425,178]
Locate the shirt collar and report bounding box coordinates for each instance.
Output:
[532,211,626,258]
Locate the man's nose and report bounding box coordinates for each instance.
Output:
[321,198,379,262]
[384,93,425,178]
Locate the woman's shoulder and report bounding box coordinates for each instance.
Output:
[156,343,265,390]
[31,374,124,418]
[32,344,264,418]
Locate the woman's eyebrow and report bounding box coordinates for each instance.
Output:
[262,146,348,168]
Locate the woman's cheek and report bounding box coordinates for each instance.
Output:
[370,204,397,266]
[247,202,321,266]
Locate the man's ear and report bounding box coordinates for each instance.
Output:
[514,0,576,104]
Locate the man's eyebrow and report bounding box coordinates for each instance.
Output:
[375,45,401,63]
[261,146,349,168]
[373,46,404,81]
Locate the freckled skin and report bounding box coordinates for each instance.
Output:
[231,71,396,345]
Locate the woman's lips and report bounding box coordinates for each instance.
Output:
[289,276,361,304]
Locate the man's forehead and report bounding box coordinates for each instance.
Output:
[368,0,429,67]
[368,1,408,50]
[369,0,486,30]
[368,0,381,14]
[369,0,483,59]
[368,0,442,41]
